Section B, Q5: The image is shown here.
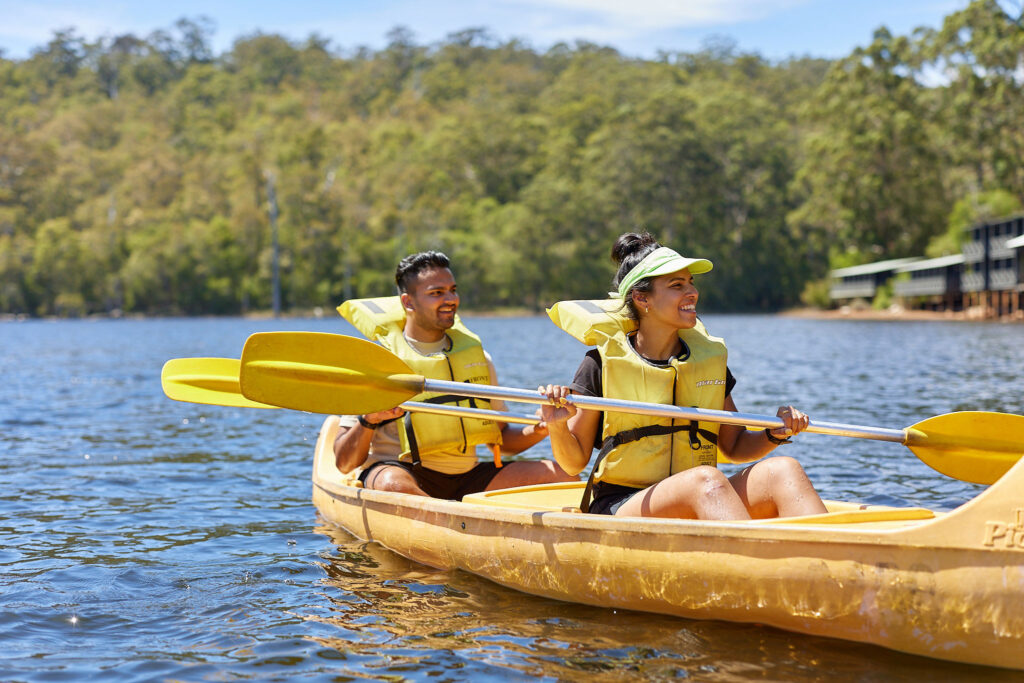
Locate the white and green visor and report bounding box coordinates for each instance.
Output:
[614,247,713,299]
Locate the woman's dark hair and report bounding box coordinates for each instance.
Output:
[395,251,451,293]
[611,232,660,319]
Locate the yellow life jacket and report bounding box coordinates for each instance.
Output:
[547,299,728,490]
[338,297,503,472]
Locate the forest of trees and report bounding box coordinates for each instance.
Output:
[1,0,1022,317]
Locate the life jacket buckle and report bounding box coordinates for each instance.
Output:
[688,420,702,450]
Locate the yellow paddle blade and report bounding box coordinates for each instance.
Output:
[161,357,276,409]
[905,411,1024,485]
[240,332,425,414]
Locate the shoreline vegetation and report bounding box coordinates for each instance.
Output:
[782,306,1024,324]
[2,3,1022,320]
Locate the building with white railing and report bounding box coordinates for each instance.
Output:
[892,254,965,310]
[829,258,920,304]
[829,214,1024,318]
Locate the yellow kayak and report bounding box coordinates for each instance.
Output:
[311,415,1024,671]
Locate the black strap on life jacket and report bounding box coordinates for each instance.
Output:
[579,423,719,513]
[403,392,481,465]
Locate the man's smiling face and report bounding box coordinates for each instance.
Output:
[403,267,459,336]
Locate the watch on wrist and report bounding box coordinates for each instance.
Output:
[358,415,380,430]
[764,428,792,445]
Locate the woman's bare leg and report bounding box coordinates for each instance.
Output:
[616,466,751,520]
[729,456,827,518]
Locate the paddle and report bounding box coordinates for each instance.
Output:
[238,332,1024,485]
[163,357,277,409]
[161,357,542,425]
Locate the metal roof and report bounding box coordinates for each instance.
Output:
[961,212,1024,232]
[830,258,920,278]
[896,254,965,272]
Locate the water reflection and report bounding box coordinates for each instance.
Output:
[309,524,1018,682]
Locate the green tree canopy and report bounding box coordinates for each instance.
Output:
[1,4,1021,317]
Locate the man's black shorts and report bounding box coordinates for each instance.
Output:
[358,460,502,500]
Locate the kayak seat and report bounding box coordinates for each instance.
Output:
[463,481,588,511]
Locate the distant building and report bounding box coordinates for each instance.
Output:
[829,258,919,303]
[827,214,1024,318]
[1004,232,1024,282]
[893,254,964,310]
[961,214,1024,317]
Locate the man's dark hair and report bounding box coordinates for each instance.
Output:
[395,251,451,293]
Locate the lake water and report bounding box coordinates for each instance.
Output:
[1,314,1022,681]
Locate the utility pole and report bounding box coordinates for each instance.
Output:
[265,171,281,318]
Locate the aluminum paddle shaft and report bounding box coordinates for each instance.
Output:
[419,377,908,444]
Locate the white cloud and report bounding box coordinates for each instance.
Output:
[0,0,833,61]
[509,0,809,30]
[297,0,813,52]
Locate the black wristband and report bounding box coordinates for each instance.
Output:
[358,415,380,430]
[764,428,792,445]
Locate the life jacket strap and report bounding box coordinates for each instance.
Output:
[422,393,479,406]
[579,423,718,513]
[688,422,719,450]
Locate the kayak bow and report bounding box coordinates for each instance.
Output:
[312,414,1024,671]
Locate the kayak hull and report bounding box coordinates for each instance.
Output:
[312,416,1024,670]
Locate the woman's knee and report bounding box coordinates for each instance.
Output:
[758,456,826,516]
[668,466,746,519]
[765,455,811,481]
[685,466,732,493]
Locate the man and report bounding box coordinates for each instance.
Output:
[333,250,575,499]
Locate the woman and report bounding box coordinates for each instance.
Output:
[541,232,827,520]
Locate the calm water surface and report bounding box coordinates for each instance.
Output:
[1,315,1022,681]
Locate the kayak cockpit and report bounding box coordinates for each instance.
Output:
[315,414,941,529]
[462,482,939,527]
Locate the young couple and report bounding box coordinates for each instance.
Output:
[334,234,826,520]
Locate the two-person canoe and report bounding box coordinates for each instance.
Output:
[311,415,1024,671]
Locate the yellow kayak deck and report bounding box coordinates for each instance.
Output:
[311,415,1024,671]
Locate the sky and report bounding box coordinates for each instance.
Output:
[0,0,966,62]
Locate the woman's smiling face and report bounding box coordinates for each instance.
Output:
[637,268,699,329]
